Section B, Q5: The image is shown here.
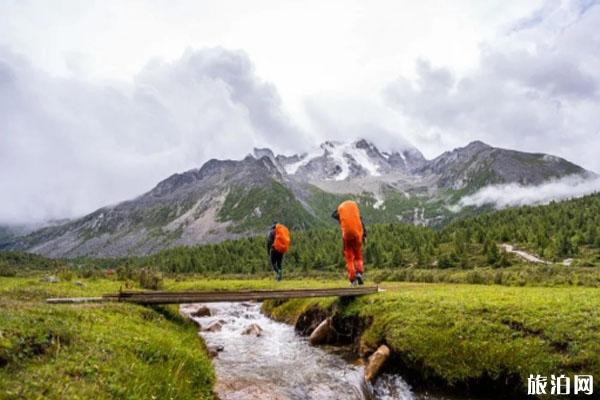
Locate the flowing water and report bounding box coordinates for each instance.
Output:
[182,302,452,400]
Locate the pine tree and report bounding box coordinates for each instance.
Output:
[486,241,500,266]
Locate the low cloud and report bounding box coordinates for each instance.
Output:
[384,0,600,172]
[0,47,304,224]
[459,174,600,209]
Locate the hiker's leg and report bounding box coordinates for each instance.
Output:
[354,240,364,275]
[269,250,278,273]
[343,238,356,282]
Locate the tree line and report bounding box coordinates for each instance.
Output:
[122,193,600,274]
[2,193,598,276]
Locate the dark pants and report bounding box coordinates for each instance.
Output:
[270,249,283,273]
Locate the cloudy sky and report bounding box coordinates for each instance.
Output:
[1,0,599,224]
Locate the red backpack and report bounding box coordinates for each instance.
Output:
[273,224,291,253]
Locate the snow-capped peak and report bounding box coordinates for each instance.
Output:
[278,138,423,181]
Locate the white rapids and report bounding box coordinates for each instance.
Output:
[181,301,450,400]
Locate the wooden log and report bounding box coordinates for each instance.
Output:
[364,344,391,382]
[309,317,332,345]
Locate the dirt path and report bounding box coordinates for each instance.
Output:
[500,243,575,266]
[500,244,551,264]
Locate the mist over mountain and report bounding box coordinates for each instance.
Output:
[3,138,593,258]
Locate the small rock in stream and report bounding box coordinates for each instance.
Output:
[207,344,225,358]
[203,321,223,332]
[241,323,263,336]
[191,305,211,317]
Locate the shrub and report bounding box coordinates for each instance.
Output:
[138,268,164,290]
[0,262,17,277]
[58,268,74,281]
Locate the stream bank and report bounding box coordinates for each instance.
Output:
[262,297,521,399]
[182,301,443,400]
[261,284,600,399]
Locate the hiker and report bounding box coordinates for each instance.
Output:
[267,222,291,281]
[332,200,367,286]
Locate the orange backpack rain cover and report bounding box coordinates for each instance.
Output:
[273,223,291,253]
[337,200,363,241]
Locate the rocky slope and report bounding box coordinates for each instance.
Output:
[4,139,590,257]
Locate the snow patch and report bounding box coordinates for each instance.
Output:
[542,154,559,162]
[320,142,348,180]
[399,151,407,163]
[413,207,427,226]
[285,140,383,180]
[345,142,381,177]
[283,146,324,175]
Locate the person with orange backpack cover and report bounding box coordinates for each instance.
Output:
[267,222,291,281]
[332,200,367,286]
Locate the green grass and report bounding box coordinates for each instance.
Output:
[369,264,600,287]
[0,275,353,398]
[264,283,600,397]
[0,277,215,400]
[4,275,600,398]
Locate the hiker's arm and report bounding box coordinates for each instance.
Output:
[331,209,339,221]
[267,230,275,254]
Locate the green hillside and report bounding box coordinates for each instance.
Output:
[137,193,600,274]
[3,193,600,286]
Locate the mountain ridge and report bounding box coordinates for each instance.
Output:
[3,138,591,258]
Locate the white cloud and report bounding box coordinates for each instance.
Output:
[384,0,600,172]
[459,174,600,209]
[1,0,599,224]
[0,47,304,224]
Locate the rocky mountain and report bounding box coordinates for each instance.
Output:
[0,222,61,247]
[418,141,585,190]
[276,139,427,181]
[4,139,590,258]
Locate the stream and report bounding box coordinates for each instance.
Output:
[181,302,452,400]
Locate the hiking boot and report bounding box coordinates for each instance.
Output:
[356,273,364,285]
[276,270,283,281]
[350,279,358,287]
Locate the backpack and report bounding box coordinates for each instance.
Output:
[273,224,291,253]
[338,200,363,241]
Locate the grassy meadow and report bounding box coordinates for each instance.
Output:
[0,275,350,399]
[0,277,217,400]
[1,274,599,399]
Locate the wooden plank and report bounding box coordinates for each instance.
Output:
[114,286,378,297]
[46,297,111,304]
[47,286,379,304]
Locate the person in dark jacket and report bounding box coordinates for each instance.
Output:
[332,200,367,286]
[267,222,291,281]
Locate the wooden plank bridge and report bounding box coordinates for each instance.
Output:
[46,285,379,304]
